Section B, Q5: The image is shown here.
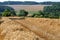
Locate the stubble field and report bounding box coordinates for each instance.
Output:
[0,17,60,40]
[7,5,46,11]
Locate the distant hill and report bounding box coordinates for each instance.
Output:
[0,1,60,5]
[0,1,39,5]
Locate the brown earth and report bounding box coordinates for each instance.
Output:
[0,17,60,40]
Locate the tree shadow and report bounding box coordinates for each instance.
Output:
[9,17,25,20]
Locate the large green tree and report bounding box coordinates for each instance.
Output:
[43,5,60,18]
[2,8,16,17]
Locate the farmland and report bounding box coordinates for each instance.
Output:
[0,3,60,40]
[6,5,49,12]
[0,17,60,40]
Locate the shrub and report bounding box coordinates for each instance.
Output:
[31,14,36,17]
[18,10,28,16]
[31,13,40,18]
[39,11,44,18]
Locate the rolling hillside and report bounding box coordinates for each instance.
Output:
[0,17,60,40]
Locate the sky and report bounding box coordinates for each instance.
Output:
[0,0,60,2]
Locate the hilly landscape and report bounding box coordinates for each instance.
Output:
[0,1,60,40]
[0,17,60,40]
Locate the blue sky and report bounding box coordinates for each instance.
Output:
[0,0,60,2]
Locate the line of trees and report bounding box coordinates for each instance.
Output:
[0,9,28,17]
[0,4,60,19]
[43,5,60,18]
[31,5,60,19]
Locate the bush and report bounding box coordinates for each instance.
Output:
[18,10,28,16]
[30,11,44,18]
[31,13,41,18]
[2,8,16,17]
[31,14,35,17]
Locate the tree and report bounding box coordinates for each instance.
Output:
[2,8,16,17]
[43,5,60,19]
[18,10,28,16]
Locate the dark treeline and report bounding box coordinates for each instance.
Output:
[0,1,39,5]
[0,1,60,5]
[42,5,60,18]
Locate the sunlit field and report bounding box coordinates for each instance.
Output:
[0,17,60,40]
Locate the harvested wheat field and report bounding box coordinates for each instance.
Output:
[6,5,46,11]
[0,17,60,40]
